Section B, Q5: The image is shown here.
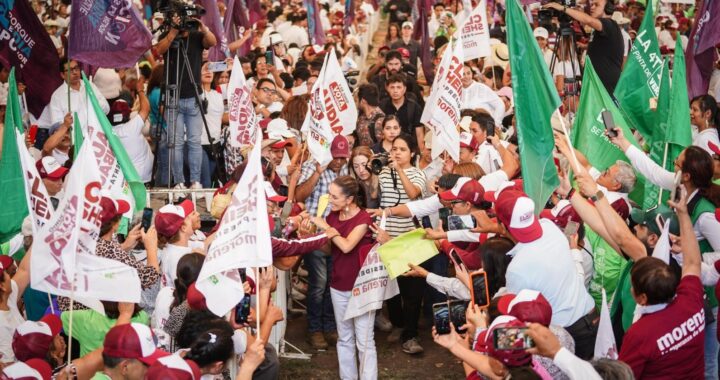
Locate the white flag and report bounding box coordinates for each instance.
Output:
[15,132,54,235]
[344,244,399,321]
[195,132,273,316]
[594,289,618,360]
[301,53,338,166]
[227,56,259,148]
[653,220,672,265]
[421,37,464,162]
[31,131,141,303]
[457,1,492,60]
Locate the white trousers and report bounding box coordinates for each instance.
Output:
[330,288,378,380]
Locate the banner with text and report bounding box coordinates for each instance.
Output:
[457,0,491,60]
[344,244,400,320]
[227,55,258,148]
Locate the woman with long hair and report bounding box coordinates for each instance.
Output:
[690,94,720,155]
[372,115,402,154]
[280,94,310,132]
[199,62,228,188]
[386,23,401,45]
[311,176,377,380]
[350,146,381,208]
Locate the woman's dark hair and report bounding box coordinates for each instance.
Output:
[172,253,205,309]
[392,133,419,160]
[381,114,401,131]
[100,301,141,319]
[482,237,515,297]
[436,173,461,191]
[184,328,234,368]
[691,94,719,127]
[147,63,164,94]
[631,256,678,305]
[176,310,233,347]
[281,94,311,131]
[333,175,367,209]
[682,145,720,207]
[99,214,122,237]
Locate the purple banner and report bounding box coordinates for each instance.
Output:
[686,0,720,99]
[68,0,152,68]
[305,0,325,45]
[226,0,252,56]
[0,0,63,118]
[202,0,228,61]
[415,4,433,85]
[343,0,354,35]
[248,0,263,26]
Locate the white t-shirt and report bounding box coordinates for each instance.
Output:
[461,82,506,125]
[692,128,720,156]
[474,141,510,175]
[159,244,192,287]
[0,280,24,364]
[113,115,154,183]
[151,286,175,351]
[201,90,224,145]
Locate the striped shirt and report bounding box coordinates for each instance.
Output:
[379,166,427,237]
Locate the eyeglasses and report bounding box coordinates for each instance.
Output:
[67,66,81,73]
[259,87,277,95]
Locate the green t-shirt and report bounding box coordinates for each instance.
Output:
[90,372,112,380]
[61,310,150,357]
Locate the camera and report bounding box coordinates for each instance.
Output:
[344,70,359,91]
[369,153,390,175]
[538,0,575,30]
[159,0,206,31]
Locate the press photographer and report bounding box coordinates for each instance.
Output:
[542,0,623,93]
[153,0,217,192]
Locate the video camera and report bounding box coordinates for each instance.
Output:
[538,0,575,30]
[158,0,206,31]
[369,153,390,175]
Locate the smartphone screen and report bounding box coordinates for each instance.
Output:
[432,303,451,335]
[449,300,467,333]
[141,207,153,232]
[563,221,580,239]
[447,215,466,230]
[450,250,464,267]
[493,327,534,350]
[486,123,495,141]
[601,110,617,138]
[265,50,274,65]
[234,296,251,325]
[471,271,489,308]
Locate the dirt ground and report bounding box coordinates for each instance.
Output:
[278,313,465,379]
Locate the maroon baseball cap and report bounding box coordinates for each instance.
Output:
[494,190,542,243]
[497,290,553,327]
[103,323,168,366]
[483,180,524,203]
[12,315,63,361]
[0,359,52,380]
[439,177,485,206]
[146,355,202,380]
[539,199,581,229]
[98,196,131,225]
[397,47,410,59]
[474,316,532,368]
[109,99,131,125]
[330,135,350,159]
[155,200,195,237]
[459,132,480,152]
[0,255,14,273]
[35,157,68,180]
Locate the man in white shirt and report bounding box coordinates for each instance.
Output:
[280,11,310,49]
[428,2,445,38]
[154,200,202,287]
[488,183,597,359]
[43,59,110,129]
[461,65,505,125]
[534,27,554,69]
[469,113,508,175]
[109,84,153,184]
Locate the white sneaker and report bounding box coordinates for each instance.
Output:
[190,182,203,190]
[173,183,187,200]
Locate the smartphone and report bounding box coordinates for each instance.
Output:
[601,110,617,138]
[493,327,535,350]
[141,207,153,232]
[208,61,228,72]
[265,49,274,65]
[450,250,464,267]
[486,123,495,141]
[27,125,38,144]
[563,221,580,240]
[432,302,451,335]
[234,296,251,325]
[470,271,490,308]
[448,300,468,333]
[439,208,451,231]
[670,171,682,203]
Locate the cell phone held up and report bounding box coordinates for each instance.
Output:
[470,271,490,309]
[234,296,251,325]
[141,208,154,232]
[493,327,535,350]
[601,110,618,138]
[265,49,274,65]
[432,302,451,335]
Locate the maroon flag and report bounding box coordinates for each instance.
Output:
[248,0,263,25]
[226,0,252,56]
[202,0,228,61]
[68,0,152,69]
[0,0,62,118]
[414,3,434,85]
[686,0,720,98]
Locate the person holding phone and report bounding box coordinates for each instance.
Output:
[311,176,377,380]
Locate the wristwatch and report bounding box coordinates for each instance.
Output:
[588,190,604,202]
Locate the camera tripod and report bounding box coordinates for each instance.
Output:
[548,23,581,116]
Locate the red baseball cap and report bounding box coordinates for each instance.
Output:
[270,140,290,150]
[12,315,63,361]
[98,196,131,225]
[497,290,553,327]
[459,132,480,152]
[35,157,68,180]
[539,199,580,229]
[0,359,52,380]
[103,323,168,366]
[494,190,543,243]
[439,177,485,206]
[331,135,350,159]
[155,200,195,238]
[397,47,410,59]
[264,181,287,202]
[146,355,201,380]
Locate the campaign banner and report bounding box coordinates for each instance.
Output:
[69,0,152,68]
[226,56,258,148]
[421,37,463,162]
[0,0,62,118]
[458,0,491,60]
[344,244,400,321]
[315,48,358,136]
[594,289,618,360]
[16,132,53,235]
[195,132,272,317]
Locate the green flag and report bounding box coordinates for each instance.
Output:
[82,74,146,212]
[506,0,560,214]
[614,0,663,140]
[572,58,641,170]
[643,60,671,209]
[73,111,83,160]
[0,69,28,242]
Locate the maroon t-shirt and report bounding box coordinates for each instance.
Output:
[326,209,374,291]
[618,275,705,379]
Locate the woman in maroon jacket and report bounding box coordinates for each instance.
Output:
[312,176,377,380]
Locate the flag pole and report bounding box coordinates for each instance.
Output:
[658,142,669,204]
[66,276,75,366]
[554,109,582,172]
[255,267,261,337]
[66,62,72,117]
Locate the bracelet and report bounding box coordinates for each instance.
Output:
[567,188,575,199]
